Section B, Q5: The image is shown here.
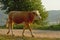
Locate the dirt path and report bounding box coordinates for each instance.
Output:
[0,29,60,38]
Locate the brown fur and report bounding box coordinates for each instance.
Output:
[6,11,41,37]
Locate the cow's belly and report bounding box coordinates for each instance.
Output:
[13,18,24,24]
[14,19,34,24]
[13,17,34,24]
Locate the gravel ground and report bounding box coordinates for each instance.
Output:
[0,29,60,38]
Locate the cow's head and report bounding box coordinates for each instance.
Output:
[32,10,41,20]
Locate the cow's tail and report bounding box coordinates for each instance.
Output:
[6,19,9,28]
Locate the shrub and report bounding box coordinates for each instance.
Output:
[48,24,60,30]
[13,24,23,29]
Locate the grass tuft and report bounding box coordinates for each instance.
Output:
[0,35,60,40]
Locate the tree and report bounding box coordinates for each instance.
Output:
[1,0,48,24]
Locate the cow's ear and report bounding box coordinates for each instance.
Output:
[32,12,37,16]
[32,12,35,14]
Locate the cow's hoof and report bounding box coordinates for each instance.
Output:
[7,32,9,34]
[12,34,14,36]
[32,35,34,37]
[22,35,25,37]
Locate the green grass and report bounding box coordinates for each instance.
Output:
[0,35,60,40]
[0,24,60,30]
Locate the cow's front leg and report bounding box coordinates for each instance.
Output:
[25,23,34,37]
[22,23,28,37]
[28,24,34,37]
[22,27,25,37]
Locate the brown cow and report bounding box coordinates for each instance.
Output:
[6,10,41,37]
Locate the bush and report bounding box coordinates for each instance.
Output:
[48,24,60,30]
[1,23,60,31]
[37,24,60,30]
[13,24,23,29]
[38,26,49,30]
[0,25,6,29]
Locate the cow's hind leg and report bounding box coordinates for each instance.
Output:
[6,22,11,34]
[6,19,10,34]
[10,22,14,36]
[7,22,14,36]
[7,27,10,34]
